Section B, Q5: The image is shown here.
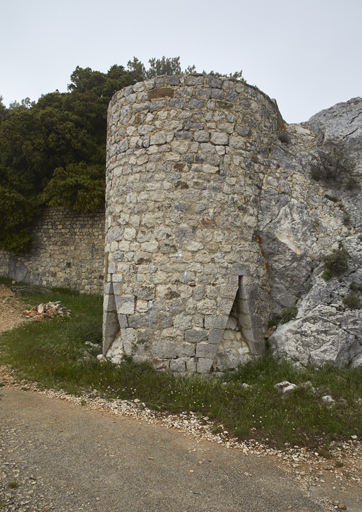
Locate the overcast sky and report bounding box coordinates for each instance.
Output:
[1,0,361,123]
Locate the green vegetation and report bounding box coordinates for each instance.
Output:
[324,194,339,203]
[322,248,349,280]
[7,482,19,489]
[0,64,137,253]
[1,283,361,450]
[311,145,357,187]
[350,281,362,292]
[346,176,361,191]
[1,57,243,254]
[342,294,361,309]
[280,306,298,324]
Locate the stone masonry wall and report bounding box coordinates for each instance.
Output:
[104,74,284,373]
[0,208,104,293]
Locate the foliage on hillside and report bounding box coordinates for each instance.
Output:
[1,57,237,253]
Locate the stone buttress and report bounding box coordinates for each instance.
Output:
[103,74,281,372]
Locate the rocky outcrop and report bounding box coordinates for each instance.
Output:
[267,99,362,368]
[269,236,362,367]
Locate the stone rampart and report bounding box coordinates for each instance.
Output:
[104,74,283,372]
[0,207,104,293]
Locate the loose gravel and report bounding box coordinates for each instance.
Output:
[1,366,361,512]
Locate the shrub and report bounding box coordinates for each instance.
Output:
[322,249,349,280]
[325,194,339,203]
[343,215,351,226]
[346,176,361,191]
[311,145,356,187]
[277,131,290,144]
[350,281,362,292]
[342,294,361,309]
[280,306,298,324]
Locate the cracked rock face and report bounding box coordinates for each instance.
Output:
[269,236,362,368]
[266,99,362,368]
[308,97,362,174]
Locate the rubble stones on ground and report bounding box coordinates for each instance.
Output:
[21,301,71,322]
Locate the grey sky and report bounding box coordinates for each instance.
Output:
[1,0,361,123]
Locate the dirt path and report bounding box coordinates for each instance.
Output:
[0,386,330,512]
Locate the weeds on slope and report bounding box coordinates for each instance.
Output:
[0,282,361,450]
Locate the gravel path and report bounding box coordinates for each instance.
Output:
[0,386,330,512]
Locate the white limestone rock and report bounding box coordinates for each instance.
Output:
[269,237,362,368]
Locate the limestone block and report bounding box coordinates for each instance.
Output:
[134,286,155,300]
[217,298,234,315]
[150,132,166,145]
[205,315,228,330]
[203,164,218,174]
[108,262,116,274]
[184,329,208,343]
[176,343,196,357]
[197,299,217,315]
[196,343,218,358]
[184,359,196,373]
[115,295,135,315]
[170,359,186,372]
[141,241,159,253]
[152,358,170,371]
[232,263,250,276]
[229,135,245,149]
[197,358,214,373]
[103,293,116,312]
[169,98,186,109]
[152,342,177,359]
[206,76,222,88]
[194,130,210,142]
[120,328,136,356]
[173,314,193,330]
[102,319,119,338]
[161,327,183,343]
[136,300,149,313]
[211,89,225,100]
[208,329,224,344]
[189,98,205,109]
[210,132,228,145]
[124,228,136,241]
[114,251,124,262]
[117,314,128,328]
[171,140,190,153]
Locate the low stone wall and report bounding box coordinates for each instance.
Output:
[0,208,105,293]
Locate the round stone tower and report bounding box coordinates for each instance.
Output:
[103,74,281,372]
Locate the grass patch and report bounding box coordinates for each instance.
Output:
[324,194,339,203]
[8,482,19,489]
[280,306,298,324]
[0,276,14,286]
[322,248,349,280]
[0,283,361,450]
[342,294,361,309]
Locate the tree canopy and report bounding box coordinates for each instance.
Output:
[0,57,243,253]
